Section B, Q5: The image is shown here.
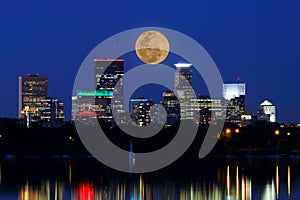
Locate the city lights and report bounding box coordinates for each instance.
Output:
[226,128,231,134]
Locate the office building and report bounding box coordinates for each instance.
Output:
[258,100,276,122]
[130,98,156,127]
[160,91,180,126]
[223,83,246,125]
[35,97,65,127]
[223,83,246,100]
[191,96,225,125]
[94,59,125,123]
[174,63,195,120]
[241,114,253,127]
[72,90,112,120]
[18,74,48,124]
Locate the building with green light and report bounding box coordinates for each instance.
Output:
[72,90,113,120]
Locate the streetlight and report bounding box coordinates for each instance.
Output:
[225,128,231,137]
[235,128,240,134]
[275,130,280,135]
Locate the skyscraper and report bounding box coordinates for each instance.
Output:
[35,97,65,127]
[258,100,276,122]
[160,91,180,126]
[18,74,48,121]
[94,59,124,123]
[130,98,156,127]
[72,90,111,119]
[94,59,124,91]
[223,83,246,125]
[193,96,225,125]
[174,63,195,120]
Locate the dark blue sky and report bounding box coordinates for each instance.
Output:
[0,0,299,123]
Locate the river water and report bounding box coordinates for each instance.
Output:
[0,157,299,199]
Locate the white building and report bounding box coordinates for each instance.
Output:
[258,100,276,122]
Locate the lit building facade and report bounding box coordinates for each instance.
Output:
[191,96,225,125]
[94,59,124,123]
[130,98,156,127]
[35,97,64,127]
[174,63,195,120]
[223,83,246,100]
[223,83,246,125]
[72,90,113,120]
[241,114,253,126]
[71,96,79,120]
[160,91,180,126]
[18,74,48,124]
[258,100,276,122]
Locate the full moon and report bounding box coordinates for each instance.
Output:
[135,30,170,64]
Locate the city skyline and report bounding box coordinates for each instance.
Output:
[13,62,284,125]
[1,2,300,199]
[0,1,299,123]
[22,60,278,126]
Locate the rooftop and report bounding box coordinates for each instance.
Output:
[174,63,192,68]
[94,58,124,62]
[260,100,274,106]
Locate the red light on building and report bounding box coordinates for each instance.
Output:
[237,77,241,81]
[74,111,99,117]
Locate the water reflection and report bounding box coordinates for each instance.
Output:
[74,181,94,200]
[288,165,290,199]
[276,165,279,199]
[225,165,251,200]
[19,180,65,200]
[0,159,299,199]
[0,164,2,186]
[262,180,275,200]
[236,166,239,199]
[69,161,72,185]
[227,165,230,197]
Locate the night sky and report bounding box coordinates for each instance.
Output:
[0,1,299,123]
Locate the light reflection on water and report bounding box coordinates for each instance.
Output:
[0,159,299,200]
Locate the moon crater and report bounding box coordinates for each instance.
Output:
[135,30,170,64]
